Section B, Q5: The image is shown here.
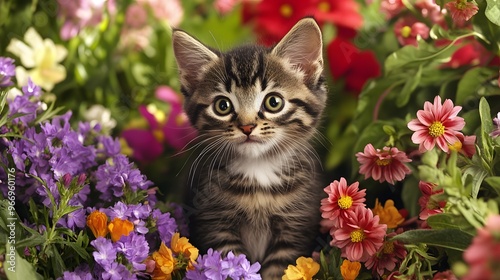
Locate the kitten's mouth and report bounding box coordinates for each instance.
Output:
[240,135,262,144]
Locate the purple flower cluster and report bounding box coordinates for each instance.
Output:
[0,56,15,87]
[185,249,262,280]
[8,78,43,124]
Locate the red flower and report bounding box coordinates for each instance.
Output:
[243,0,314,45]
[443,40,500,69]
[331,206,387,262]
[394,16,430,46]
[418,181,445,221]
[356,144,412,185]
[407,95,465,153]
[327,37,380,94]
[445,0,479,26]
[379,0,404,19]
[313,0,362,37]
[365,230,407,277]
[462,215,500,280]
[320,178,366,228]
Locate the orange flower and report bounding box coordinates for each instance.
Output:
[86,210,108,238]
[148,242,176,280]
[340,259,361,280]
[107,217,134,242]
[372,199,405,229]
[283,256,320,280]
[171,232,199,269]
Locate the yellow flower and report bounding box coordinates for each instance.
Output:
[107,218,134,242]
[86,210,109,238]
[372,199,404,229]
[6,27,67,91]
[282,256,320,280]
[171,232,199,269]
[340,259,361,280]
[148,242,176,280]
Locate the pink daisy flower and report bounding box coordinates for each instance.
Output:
[418,181,446,221]
[365,230,407,277]
[445,0,479,26]
[393,16,430,46]
[356,144,412,185]
[462,215,500,280]
[320,178,366,228]
[449,133,476,158]
[407,96,465,153]
[331,207,387,262]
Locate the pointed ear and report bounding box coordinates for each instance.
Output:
[172,30,219,95]
[271,18,323,85]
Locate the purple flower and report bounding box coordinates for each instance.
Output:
[101,262,134,280]
[221,251,244,279]
[22,78,42,97]
[152,209,177,246]
[95,154,153,200]
[239,257,262,280]
[491,112,500,138]
[58,264,93,280]
[105,201,129,219]
[116,233,149,271]
[0,57,15,87]
[7,88,42,124]
[91,237,117,269]
[169,202,189,237]
[57,207,87,230]
[98,135,122,157]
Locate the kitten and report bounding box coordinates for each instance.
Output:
[172,18,327,279]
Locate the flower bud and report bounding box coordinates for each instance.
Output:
[86,211,108,238]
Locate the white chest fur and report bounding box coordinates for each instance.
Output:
[228,156,283,188]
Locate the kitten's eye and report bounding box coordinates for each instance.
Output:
[263,93,284,113]
[214,97,233,116]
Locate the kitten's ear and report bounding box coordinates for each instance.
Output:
[172,30,218,95]
[272,18,323,85]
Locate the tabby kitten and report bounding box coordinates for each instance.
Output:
[172,18,327,279]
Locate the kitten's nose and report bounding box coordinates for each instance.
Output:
[238,124,256,135]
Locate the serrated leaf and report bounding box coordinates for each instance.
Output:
[456,67,497,104]
[391,229,473,251]
[485,0,500,26]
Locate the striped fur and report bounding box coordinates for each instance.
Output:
[173,18,327,279]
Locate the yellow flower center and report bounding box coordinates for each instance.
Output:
[318,1,330,12]
[338,196,353,209]
[448,140,462,152]
[376,158,392,166]
[401,26,412,38]
[457,0,467,10]
[350,229,365,243]
[428,121,445,138]
[280,4,293,18]
[382,241,395,254]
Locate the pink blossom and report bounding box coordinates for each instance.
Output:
[125,3,148,29]
[320,178,366,228]
[462,215,500,280]
[445,0,479,26]
[380,0,404,19]
[449,133,476,158]
[214,0,241,14]
[356,144,412,185]
[418,181,445,221]
[331,206,387,262]
[57,0,116,40]
[433,270,458,280]
[394,17,430,46]
[407,95,465,153]
[416,0,446,25]
[365,230,407,277]
[137,0,183,27]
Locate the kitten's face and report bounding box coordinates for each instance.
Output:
[173,19,327,158]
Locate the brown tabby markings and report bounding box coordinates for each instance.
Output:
[172,18,327,279]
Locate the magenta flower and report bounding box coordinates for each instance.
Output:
[365,230,407,277]
[320,178,366,228]
[121,86,197,162]
[407,96,465,153]
[394,16,430,46]
[490,112,500,138]
[418,181,446,221]
[331,206,387,262]
[380,0,404,19]
[356,144,412,185]
[462,215,500,280]
[445,0,479,26]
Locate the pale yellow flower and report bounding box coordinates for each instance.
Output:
[282,256,320,280]
[6,27,67,91]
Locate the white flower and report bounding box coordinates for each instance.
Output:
[83,104,117,132]
[6,27,67,91]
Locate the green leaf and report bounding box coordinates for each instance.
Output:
[396,65,422,107]
[485,0,500,26]
[484,176,500,195]
[4,246,44,280]
[462,165,488,198]
[479,98,494,163]
[391,229,473,251]
[456,67,497,104]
